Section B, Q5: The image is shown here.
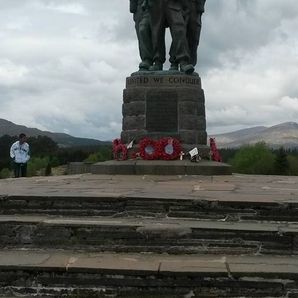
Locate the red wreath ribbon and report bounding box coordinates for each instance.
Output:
[139,138,159,160]
[112,139,128,161]
[158,137,182,160]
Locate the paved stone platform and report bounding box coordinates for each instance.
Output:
[1,173,298,203]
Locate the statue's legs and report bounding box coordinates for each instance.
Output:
[168,36,177,71]
[166,6,194,74]
[166,8,188,64]
[149,0,166,70]
[137,13,153,70]
[187,8,202,66]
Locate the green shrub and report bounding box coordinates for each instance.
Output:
[288,155,298,175]
[0,168,11,179]
[231,142,275,175]
[84,147,112,163]
[84,152,103,163]
[27,157,49,176]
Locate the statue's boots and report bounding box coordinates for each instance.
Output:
[149,61,163,71]
[139,60,151,71]
[180,62,194,74]
[169,63,179,71]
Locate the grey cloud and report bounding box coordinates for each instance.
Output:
[0,0,297,139]
[199,0,298,72]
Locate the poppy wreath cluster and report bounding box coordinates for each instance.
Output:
[139,137,182,160]
[112,139,128,161]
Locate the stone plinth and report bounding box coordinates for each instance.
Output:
[121,73,208,155]
[91,160,231,176]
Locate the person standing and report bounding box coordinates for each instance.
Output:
[10,133,30,178]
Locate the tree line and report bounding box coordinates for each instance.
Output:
[1,135,298,178]
[220,142,298,175]
[0,135,112,178]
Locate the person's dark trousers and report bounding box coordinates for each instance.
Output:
[14,163,27,178]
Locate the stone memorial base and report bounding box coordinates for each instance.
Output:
[90,160,232,176]
[69,72,231,177]
[121,72,209,157]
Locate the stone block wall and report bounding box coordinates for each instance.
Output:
[121,74,208,153]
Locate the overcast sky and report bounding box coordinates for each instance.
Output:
[0,0,298,140]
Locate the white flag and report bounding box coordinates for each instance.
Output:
[189,147,198,158]
[126,140,134,149]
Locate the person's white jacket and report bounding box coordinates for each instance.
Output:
[10,141,30,163]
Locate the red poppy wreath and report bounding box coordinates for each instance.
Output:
[112,139,128,161]
[158,137,182,160]
[139,138,159,160]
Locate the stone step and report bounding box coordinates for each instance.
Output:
[1,215,297,255]
[0,249,298,297]
[1,194,298,223]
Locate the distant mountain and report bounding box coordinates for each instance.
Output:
[0,118,109,148]
[211,122,298,149]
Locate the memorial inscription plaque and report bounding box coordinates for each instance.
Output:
[146,90,178,132]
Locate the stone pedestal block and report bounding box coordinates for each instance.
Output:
[121,73,208,155]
